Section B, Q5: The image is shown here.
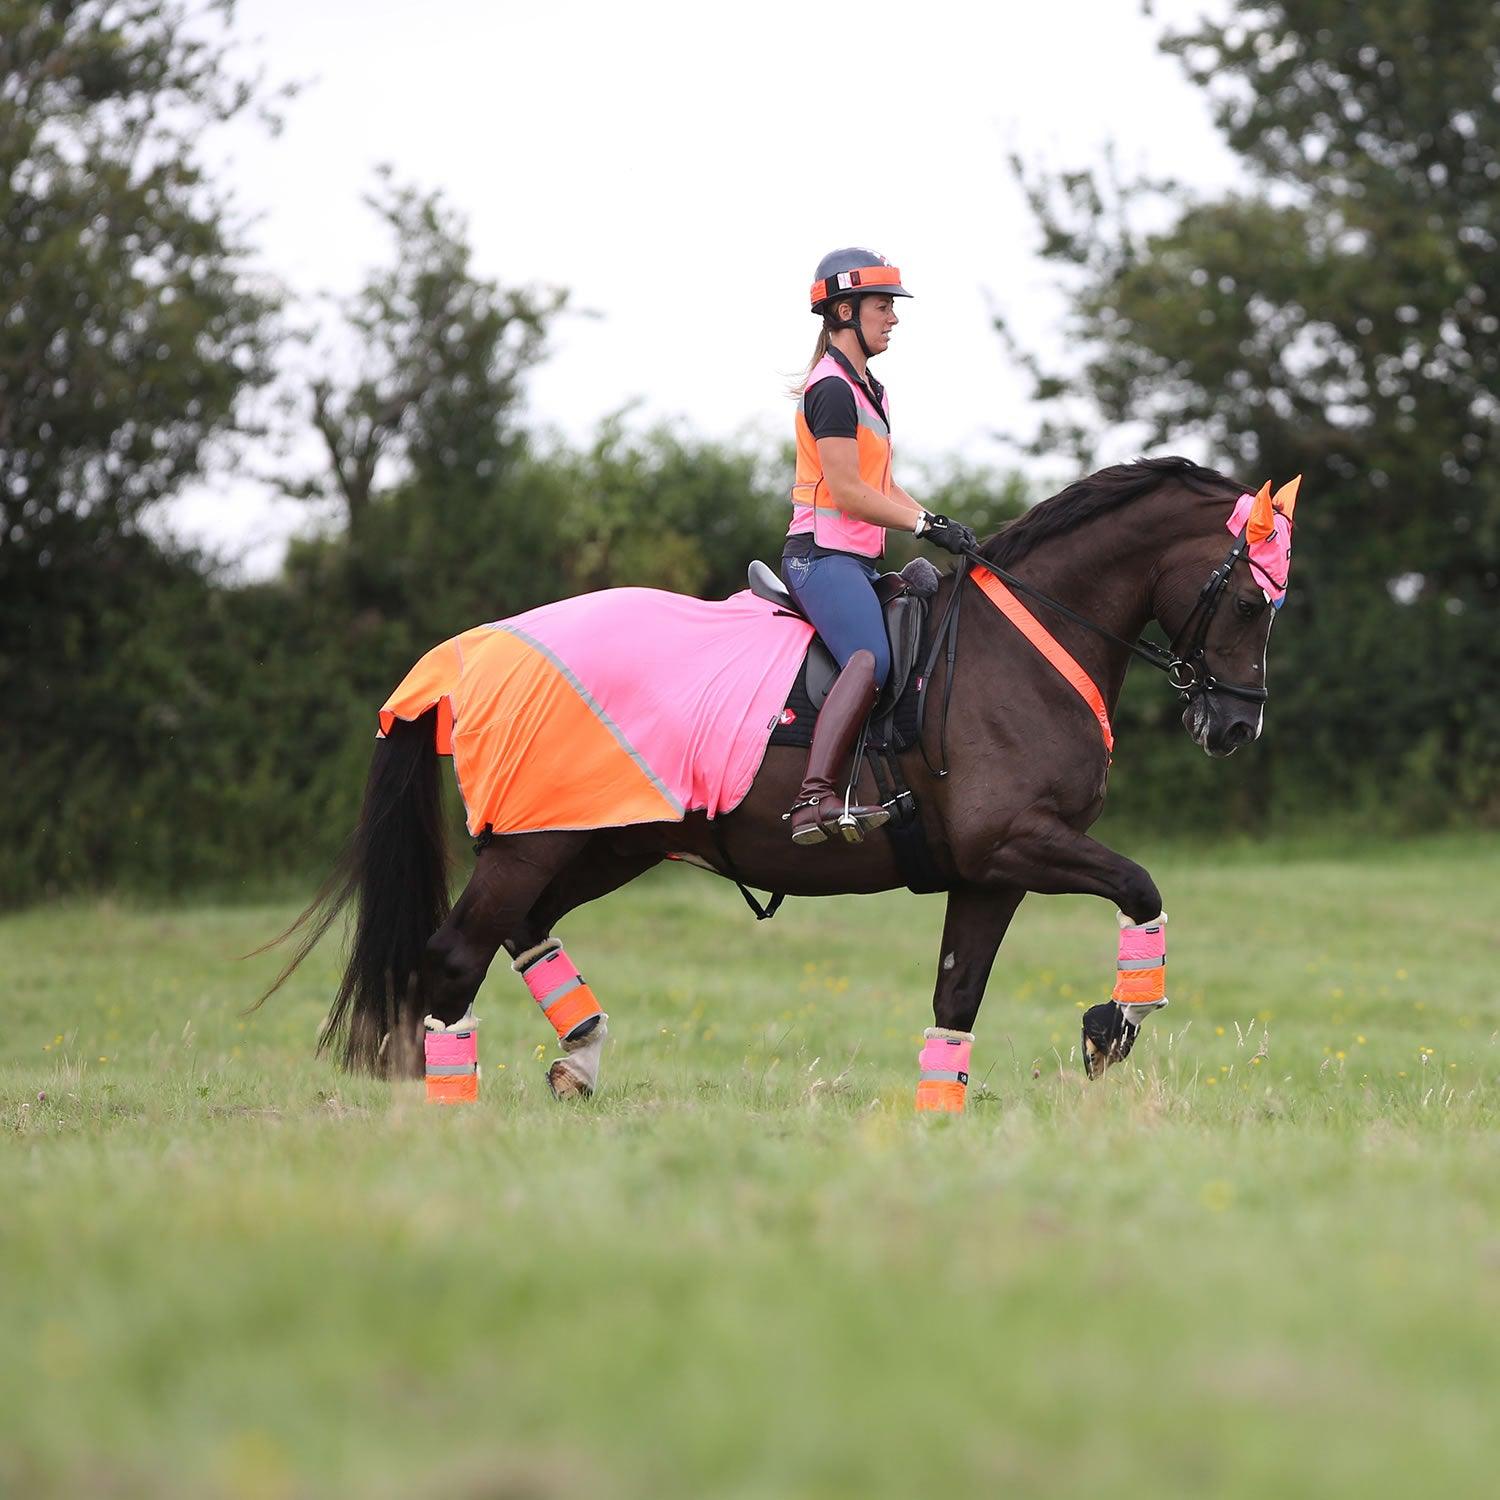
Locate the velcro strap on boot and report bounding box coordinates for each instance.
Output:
[514,939,603,1041]
[915,1027,974,1113]
[1112,911,1167,1004]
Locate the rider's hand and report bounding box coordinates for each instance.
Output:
[915,512,978,555]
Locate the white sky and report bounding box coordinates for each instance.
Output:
[169,0,1240,574]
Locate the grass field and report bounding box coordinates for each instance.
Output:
[3,835,1497,1499]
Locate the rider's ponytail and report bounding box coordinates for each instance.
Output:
[787,327,832,398]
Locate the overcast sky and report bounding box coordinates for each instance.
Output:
[169,0,1240,574]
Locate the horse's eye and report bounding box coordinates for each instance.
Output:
[1234,596,1258,620]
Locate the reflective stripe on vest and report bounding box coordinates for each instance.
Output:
[790,352,891,558]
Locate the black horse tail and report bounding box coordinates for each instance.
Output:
[254,708,451,1074]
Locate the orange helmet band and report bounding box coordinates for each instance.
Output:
[809,264,904,308]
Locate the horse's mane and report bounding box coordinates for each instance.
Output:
[980,456,1244,568]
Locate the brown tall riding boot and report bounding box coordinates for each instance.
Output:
[786,649,890,846]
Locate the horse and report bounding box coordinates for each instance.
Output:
[261,456,1299,1107]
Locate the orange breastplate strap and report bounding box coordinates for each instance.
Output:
[968,565,1114,755]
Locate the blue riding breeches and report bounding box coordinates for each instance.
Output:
[780,547,891,688]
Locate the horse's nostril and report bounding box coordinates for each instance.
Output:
[1225,721,1253,747]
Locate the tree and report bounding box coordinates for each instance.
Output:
[0,1,287,902]
[1006,0,1500,824]
[289,173,565,594]
[0,0,280,563]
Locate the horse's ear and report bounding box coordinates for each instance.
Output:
[1247,482,1276,543]
[1272,474,1301,523]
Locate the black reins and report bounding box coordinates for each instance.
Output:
[954,523,1273,706]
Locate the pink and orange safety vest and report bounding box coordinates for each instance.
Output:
[788,352,892,558]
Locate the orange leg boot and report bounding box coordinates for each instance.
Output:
[915,1027,974,1112]
[786,649,890,846]
[1082,911,1169,1079]
[513,938,609,1100]
[423,1011,480,1104]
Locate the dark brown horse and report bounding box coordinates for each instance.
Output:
[264,457,1295,1101]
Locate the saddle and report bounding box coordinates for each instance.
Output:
[748,557,941,753]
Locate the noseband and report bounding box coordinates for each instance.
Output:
[959,524,1274,706]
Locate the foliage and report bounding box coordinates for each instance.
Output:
[284,172,565,601]
[0,0,281,560]
[0,1,290,902]
[0,535,373,904]
[530,412,792,600]
[1005,1,1500,827]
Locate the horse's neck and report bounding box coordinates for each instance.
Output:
[977,494,1176,710]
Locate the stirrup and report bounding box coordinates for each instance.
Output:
[835,794,890,845]
[786,794,888,847]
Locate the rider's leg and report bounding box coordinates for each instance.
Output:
[782,550,892,688]
[782,552,891,845]
[786,648,886,844]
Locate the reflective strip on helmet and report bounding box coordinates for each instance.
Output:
[809,264,904,305]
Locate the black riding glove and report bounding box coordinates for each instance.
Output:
[916,512,978,555]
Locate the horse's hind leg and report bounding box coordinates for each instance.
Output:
[503,838,664,957]
[504,837,664,1101]
[403,831,591,1077]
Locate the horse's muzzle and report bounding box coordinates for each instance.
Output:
[1183,697,1260,757]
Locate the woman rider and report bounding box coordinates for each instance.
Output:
[783,247,975,846]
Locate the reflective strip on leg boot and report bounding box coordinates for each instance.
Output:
[423,1011,480,1104]
[915,1027,974,1113]
[1112,910,1170,1024]
[513,938,604,1041]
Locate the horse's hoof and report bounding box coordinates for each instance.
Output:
[547,1059,592,1101]
[1081,1029,1111,1081]
[1081,1000,1142,1080]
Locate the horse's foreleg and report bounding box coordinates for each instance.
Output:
[978,814,1162,918]
[980,818,1168,1079]
[916,883,1025,1113]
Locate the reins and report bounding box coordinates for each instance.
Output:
[914,523,1273,777]
[954,524,1272,708]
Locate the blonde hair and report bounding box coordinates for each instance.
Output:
[786,327,832,399]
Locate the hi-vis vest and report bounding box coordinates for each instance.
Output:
[789,352,892,557]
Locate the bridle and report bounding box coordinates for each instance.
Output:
[1155,524,1278,704]
[957,522,1278,706]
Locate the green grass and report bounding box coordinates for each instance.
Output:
[3,836,1497,1499]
